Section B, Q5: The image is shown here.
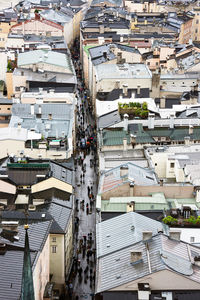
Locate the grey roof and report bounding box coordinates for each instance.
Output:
[13,68,77,85]
[18,50,73,73]
[98,162,158,194]
[95,63,152,81]
[96,233,200,293]
[10,103,74,139]
[50,161,74,185]
[98,110,121,128]
[40,9,73,24]
[46,198,72,233]
[0,98,13,104]
[96,212,167,258]
[0,220,51,251]
[0,221,51,300]
[91,0,123,7]
[0,250,36,300]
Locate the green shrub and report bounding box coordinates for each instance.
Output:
[162,216,178,225]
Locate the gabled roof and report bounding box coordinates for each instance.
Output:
[46,198,72,233]
[11,14,63,30]
[96,232,200,293]
[96,212,167,258]
[98,162,158,194]
[0,221,51,300]
[18,50,73,72]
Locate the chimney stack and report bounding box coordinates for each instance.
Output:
[122,84,128,97]
[189,125,194,135]
[184,136,190,146]
[169,230,181,241]
[148,113,155,129]
[123,113,129,131]
[127,200,135,212]
[123,138,127,152]
[169,113,174,129]
[31,104,34,115]
[160,96,166,108]
[137,85,141,95]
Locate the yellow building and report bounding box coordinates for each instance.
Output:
[192,7,200,41]
[46,199,74,293]
[0,21,16,48]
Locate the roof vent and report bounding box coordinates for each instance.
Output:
[28,204,36,211]
[169,230,181,241]
[130,250,143,265]
[106,244,110,248]
[142,231,153,242]
[42,213,46,218]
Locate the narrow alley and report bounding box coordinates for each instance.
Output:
[66,38,97,300]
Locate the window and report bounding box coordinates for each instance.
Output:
[170,162,175,168]
[155,163,157,166]
[7,108,10,110]
[190,236,195,243]
[196,20,199,24]
[52,237,56,242]
[196,29,198,33]
[51,246,57,253]
[156,62,159,66]
[15,87,20,91]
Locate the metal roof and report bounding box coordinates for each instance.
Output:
[96,212,166,258]
[96,233,200,293]
[46,198,72,233]
[98,162,158,194]
[95,63,152,80]
[18,50,73,72]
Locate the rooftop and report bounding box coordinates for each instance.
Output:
[18,50,73,73]
[98,162,158,194]
[96,212,167,258]
[95,63,152,80]
[96,231,200,293]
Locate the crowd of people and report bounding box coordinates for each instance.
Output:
[66,38,97,300]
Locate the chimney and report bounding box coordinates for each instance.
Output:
[142,231,153,242]
[117,52,122,64]
[122,84,128,97]
[160,96,166,108]
[99,25,104,34]
[123,138,127,152]
[1,221,19,232]
[148,113,155,129]
[169,113,174,129]
[18,122,21,129]
[120,36,124,43]
[127,201,135,212]
[38,105,42,114]
[31,104,34,115]
[184,136,190,146]
[130,250,143,265]
[138,283,151,300]
[103,51,107,59]
[130,134,136,147]
[48,113,52,120]
[169,230,181,241]
[189,125,194,135]
[137,85,141,95]
[123,113,129,131]
[129,181,135,197]
[160,179,163,186]
[120,165,128,177]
